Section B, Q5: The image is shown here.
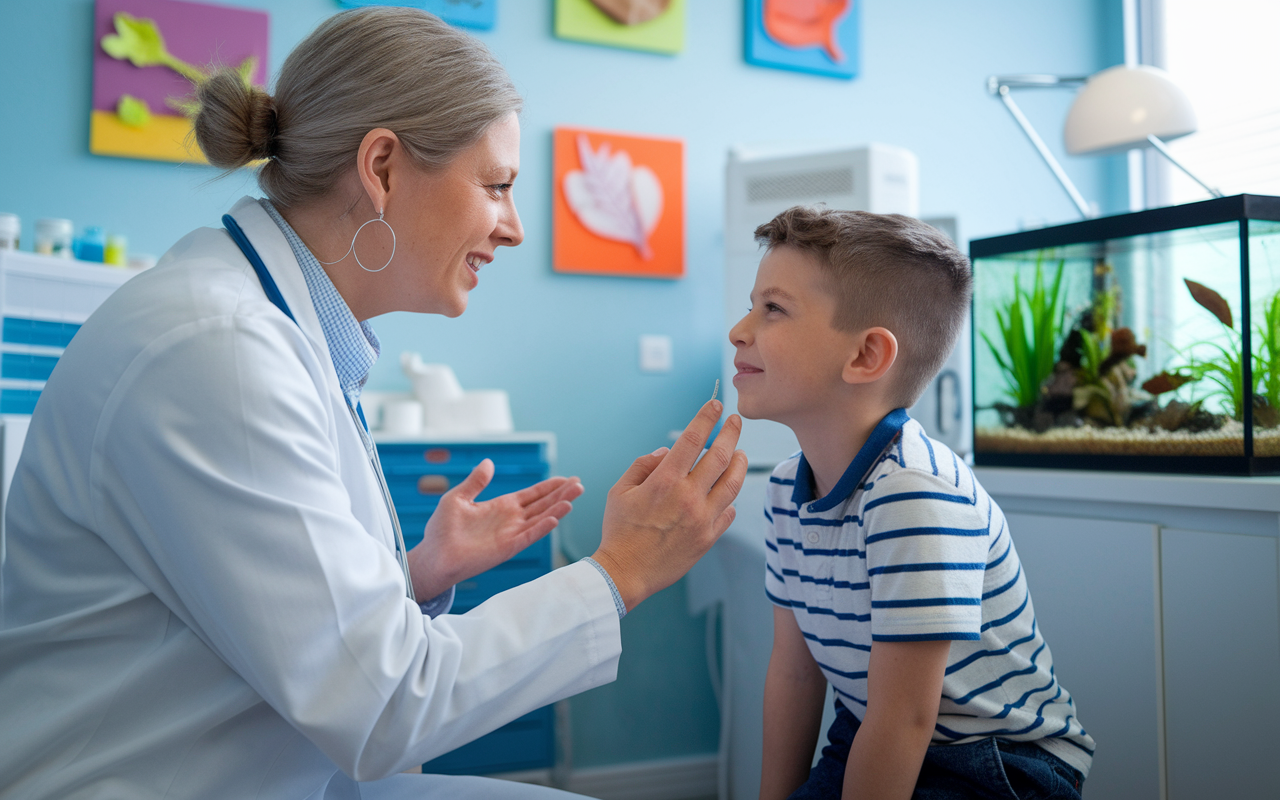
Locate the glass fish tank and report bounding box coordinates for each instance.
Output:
[970,194,1280,475]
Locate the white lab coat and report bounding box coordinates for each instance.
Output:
[0,197,621,799]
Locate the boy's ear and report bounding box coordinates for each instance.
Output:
[842,327,898,386]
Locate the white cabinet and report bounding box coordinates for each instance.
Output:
[1160,529,1280,800]
[981,469,1280,800]
[1008,513,1163,800]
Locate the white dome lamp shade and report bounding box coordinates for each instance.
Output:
[1065,64,1221,197]
[989,66,1220,222]
[1064,65,1196,154]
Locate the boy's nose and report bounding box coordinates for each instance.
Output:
[729,314,751,346]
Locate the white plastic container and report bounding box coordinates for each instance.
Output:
[382,399,424,436]
[0,214,19,250]
[34,218,73,258]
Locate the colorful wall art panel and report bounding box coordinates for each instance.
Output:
[554,0,685,55]
[744,0,859,79]
[553,127,684,279]
[337,0,496,30]
[91,0,269,163]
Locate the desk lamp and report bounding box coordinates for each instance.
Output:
[988,64,1220,218]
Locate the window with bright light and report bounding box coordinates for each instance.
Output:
[1157,0,1280,204]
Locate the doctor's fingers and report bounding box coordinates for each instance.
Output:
[689,414,744,493]
[711,494,740,538]
[511,475,579,508]
[509,514,564,553]
[656,400,725,480]
[526,498,575,529]
[703,448,748,518]
[519,479,584,519]
[450,458,497,501]
[611,447,669,494]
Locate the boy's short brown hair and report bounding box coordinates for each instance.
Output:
[754,206,972,409]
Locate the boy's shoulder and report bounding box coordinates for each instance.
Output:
[768,450,804,481]
[857,418,984,507]
[766,418,981,508]
[765,451,804,504]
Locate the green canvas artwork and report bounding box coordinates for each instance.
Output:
[554,0,685,55]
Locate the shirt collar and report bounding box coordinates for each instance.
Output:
[258,199,380,408]
[792,408,910,512]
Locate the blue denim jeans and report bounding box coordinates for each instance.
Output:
[788,701,1086,800]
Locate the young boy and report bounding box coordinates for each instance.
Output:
[731,207,1093,800]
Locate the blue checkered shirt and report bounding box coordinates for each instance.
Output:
[259,199,379,410]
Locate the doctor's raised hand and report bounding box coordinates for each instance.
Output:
[408,461,585,601]
[0,8,747,800]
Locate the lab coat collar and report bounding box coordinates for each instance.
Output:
[223,196,335,386]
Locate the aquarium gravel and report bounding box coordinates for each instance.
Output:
[975,421,1280,457]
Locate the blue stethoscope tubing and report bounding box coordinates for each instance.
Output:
[222,214,418,603]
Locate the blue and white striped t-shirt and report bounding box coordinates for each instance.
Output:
[764,409,1094,776]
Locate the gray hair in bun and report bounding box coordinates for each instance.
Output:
[193,7,522,208]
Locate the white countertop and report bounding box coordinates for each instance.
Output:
[975,466,1280,513]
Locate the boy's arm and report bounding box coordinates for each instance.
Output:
[760,606,828,800]
[841,639,951,800]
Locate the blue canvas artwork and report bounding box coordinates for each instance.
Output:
[744,0,859,79]
[338,0,497,30]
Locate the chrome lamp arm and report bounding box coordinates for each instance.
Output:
[1144,134,1223,198]
[988,74,1094,219]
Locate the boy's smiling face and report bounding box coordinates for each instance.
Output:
[729,245,861,426]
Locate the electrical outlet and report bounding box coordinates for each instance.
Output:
[639,334,672,372]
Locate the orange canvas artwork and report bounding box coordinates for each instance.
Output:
[553,127,684,279]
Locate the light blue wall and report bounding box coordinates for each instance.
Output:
[0,0,1124,769]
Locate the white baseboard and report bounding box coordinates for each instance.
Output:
[567,755,718,800]
[493,755,719,800]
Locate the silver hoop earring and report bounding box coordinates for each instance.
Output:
[318,209,396,273]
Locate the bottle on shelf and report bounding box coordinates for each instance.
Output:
[104,234,128,267]
[0,213,18,250]
[75,226,106,262]
[34,218,74,258]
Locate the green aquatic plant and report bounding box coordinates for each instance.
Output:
[1179,279,1246,420]
[1189,336,1246,421]
[1149,279,1262,422]
[1255,289,1280,415]
[1076,328,1105,385]
[981,256,1067,408]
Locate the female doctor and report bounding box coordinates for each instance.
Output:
[0,8,746,799]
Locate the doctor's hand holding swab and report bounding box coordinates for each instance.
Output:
[591,397,747,613]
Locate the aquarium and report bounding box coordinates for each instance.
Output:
[970,194,1280,475]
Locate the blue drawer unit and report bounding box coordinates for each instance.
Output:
[0,389,42,415]
[0,252,140,422]
[374,434,558,776]
[2,317,81,348]
[1,352,60,382]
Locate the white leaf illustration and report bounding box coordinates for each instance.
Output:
[563,134,663,259]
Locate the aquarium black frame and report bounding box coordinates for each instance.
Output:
[970,194,1280,476]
